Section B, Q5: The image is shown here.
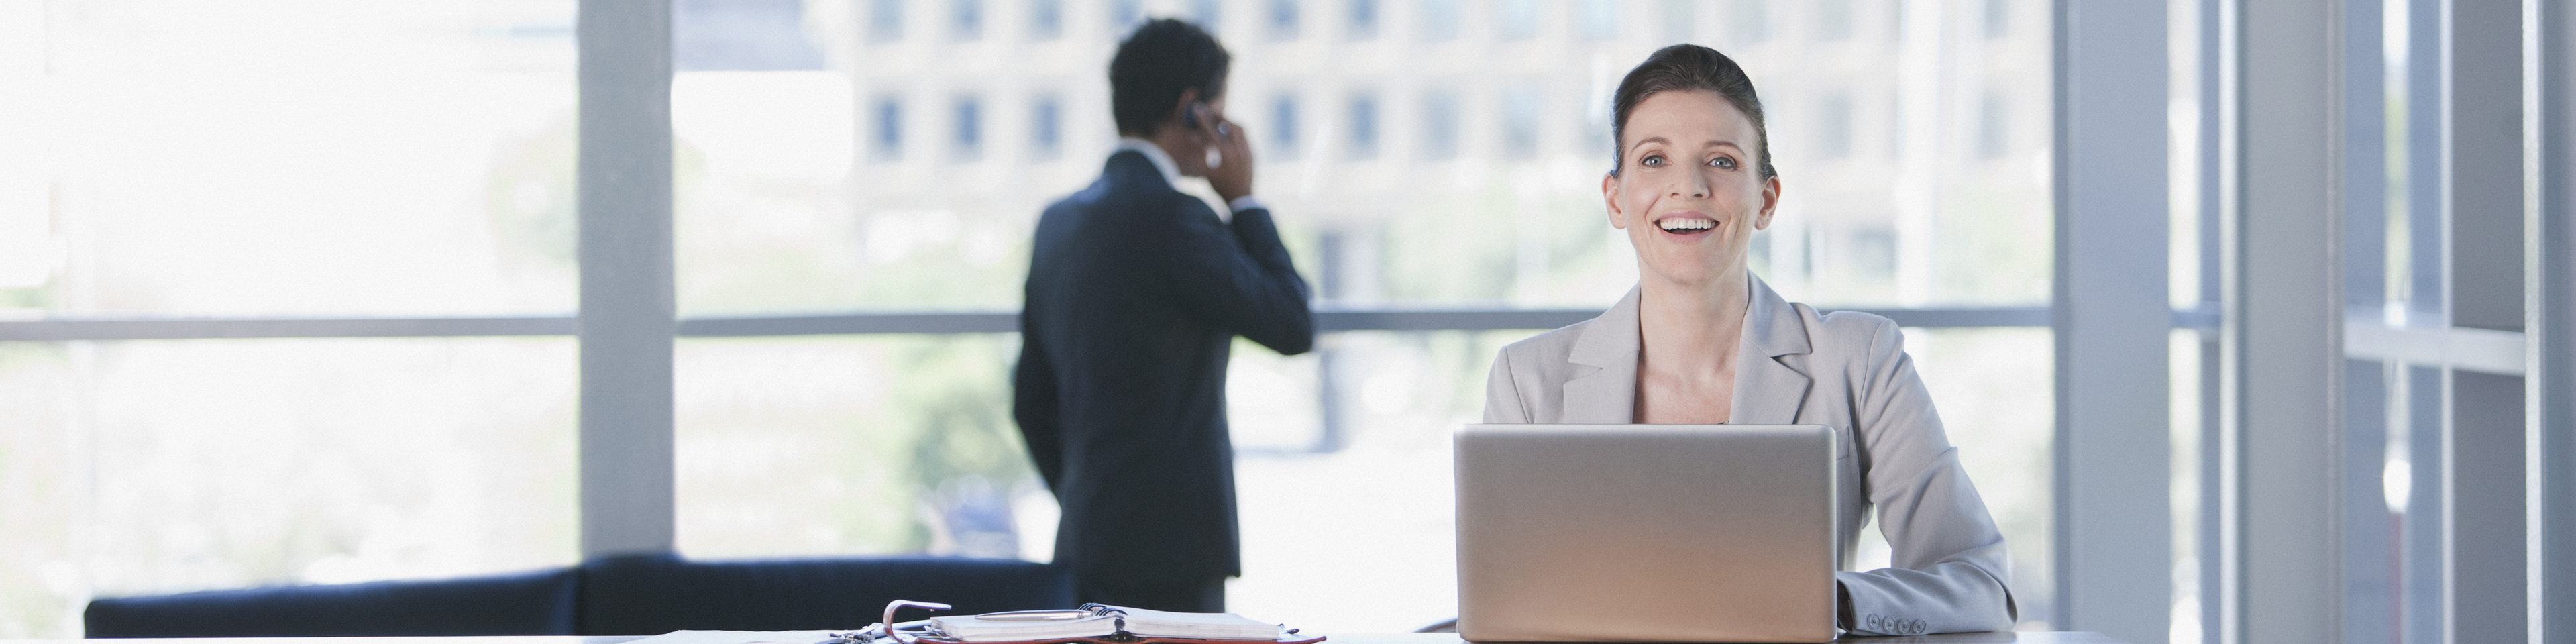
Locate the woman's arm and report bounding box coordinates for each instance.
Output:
[1481,349,1531,424]
[1835,316,2018,635]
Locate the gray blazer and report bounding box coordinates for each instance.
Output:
[1481,276,2018,636]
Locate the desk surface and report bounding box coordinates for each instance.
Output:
[1,633,2123,644]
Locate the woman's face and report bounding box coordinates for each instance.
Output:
[1602,89,1781,290]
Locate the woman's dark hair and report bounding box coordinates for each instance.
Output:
[1109,19,1232,137]
[1609,44,1776,180]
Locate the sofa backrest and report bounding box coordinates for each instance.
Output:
[83,568,582,638]
[80,555,1075,638]
[576,553,1074,635]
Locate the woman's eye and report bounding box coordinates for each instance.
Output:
[1640,154,1666,167]
[1709,156,1737,170]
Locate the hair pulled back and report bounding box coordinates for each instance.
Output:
[1609,44,1776,180]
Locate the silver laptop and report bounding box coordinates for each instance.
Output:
[1455,424,1839,643]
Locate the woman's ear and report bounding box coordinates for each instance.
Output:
[1753,175,1782,230]
[1602,172,1627,229]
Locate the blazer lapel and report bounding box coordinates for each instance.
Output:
[1560,287,1643,423]
[1729,276,1813,425]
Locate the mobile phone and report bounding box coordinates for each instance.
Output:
[1183,101,1205,129]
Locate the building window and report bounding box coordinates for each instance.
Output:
[1420,89,1460,160]
[873,97,904,161]
[1978,90,2009,158]
[1818,93,1853,160]
[1347,93,1379,159]
[1346,0,1378,40]
[870,0,904,42]
[1417,0,1459,42]
[1029,0,1063,40]
[953,0,983,40]
[1580,0,1619,41]
[1269,0,1300,40]
[1501,83,1541,160]
[1032,95,1063,160]
[1271,93,1301,159]
[1982,0,2009,38]
[1815,0,1854,41]
[673,0,829,71]
[954,96,983,161]
[1495,0,1538,40]
[1189,0,1221,31]
[1110,0,1142,32]
[1729,0,1767,44]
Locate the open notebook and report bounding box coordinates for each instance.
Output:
[927,605,1288,643]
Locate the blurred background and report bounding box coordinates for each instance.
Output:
[0,0,2236,639]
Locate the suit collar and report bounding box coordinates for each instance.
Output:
[1112,137,1183,189]
[1558,287,1644,423]
[1731,274,1813,425]
[1558,275,1814,425]
[1741,273,1812,358]
[1568,286,1643,368]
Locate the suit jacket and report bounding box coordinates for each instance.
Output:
[1014,150,1315,582]
[1481,275,2017,636]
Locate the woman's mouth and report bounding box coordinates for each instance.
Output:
[1656,216,1717,237]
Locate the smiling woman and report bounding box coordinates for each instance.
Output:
[1477,44,2019,637]
[1603,80,1778,424]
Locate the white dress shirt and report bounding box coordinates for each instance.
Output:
[1113,136,1265,213]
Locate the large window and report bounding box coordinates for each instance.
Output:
[11,2,2567,643]
[0,1,580,636]
[669,0,2054,633]
[0,0,2065,637]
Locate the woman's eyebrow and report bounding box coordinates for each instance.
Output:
[1632,137,1744,151]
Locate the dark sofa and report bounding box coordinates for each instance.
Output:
[84,553,1073,638]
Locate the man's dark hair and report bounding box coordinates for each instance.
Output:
[1110,19,1231,137]
[1609,44,1777,180]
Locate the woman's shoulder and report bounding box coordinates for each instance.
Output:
[1495,317,1598,367]
[1793,305,1909,362]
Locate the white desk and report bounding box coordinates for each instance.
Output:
[7,631,2125,644]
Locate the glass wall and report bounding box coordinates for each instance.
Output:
[669,0,2056,631]
[2330,1,2497,643]
[0,1,579,317]
[675,334,1042,561]
[0,1,581,636]
[0,337,579,637]
[0,0,2062,636]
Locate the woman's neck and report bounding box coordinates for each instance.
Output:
[1637,266,1752,374]
[1632,265,1752,424]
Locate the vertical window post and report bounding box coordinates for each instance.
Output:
[2234,0,2347,641]
[2530,0,2576,638]
[2052,1,2171,642]
[577,0,677,557]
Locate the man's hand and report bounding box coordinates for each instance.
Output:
[1200,113,1255,205]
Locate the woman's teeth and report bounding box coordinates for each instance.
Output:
[1658,219,1714,233]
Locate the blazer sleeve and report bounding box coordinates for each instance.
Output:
[1157,203,1316,355]
[1481,348,1530,423]
[1012,322,1065,493]
[1833,318,2019,636]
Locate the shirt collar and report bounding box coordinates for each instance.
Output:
[1114,136,1184,188]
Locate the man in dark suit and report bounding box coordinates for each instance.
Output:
[1012,18,1314,613]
